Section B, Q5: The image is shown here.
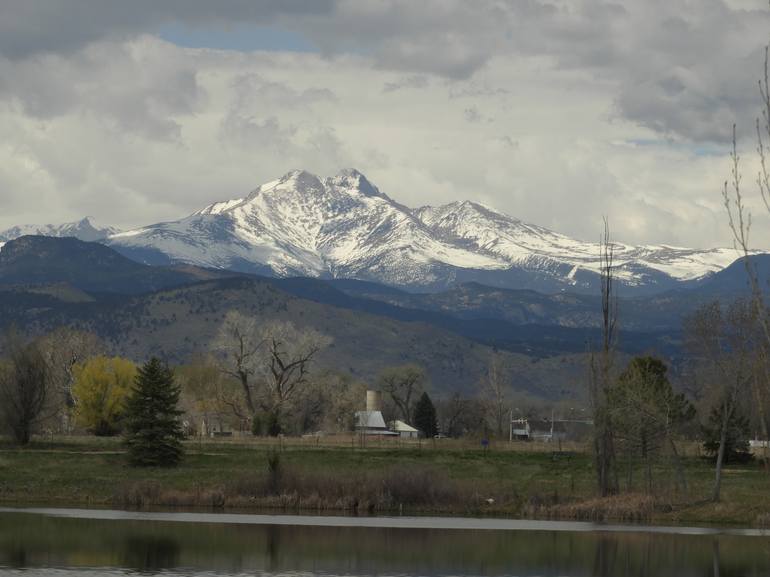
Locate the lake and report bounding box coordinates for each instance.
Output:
[0,508,769,576]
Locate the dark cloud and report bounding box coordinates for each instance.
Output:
[0,38,204,140]
[3,1,769,142]
[0,0,334,59]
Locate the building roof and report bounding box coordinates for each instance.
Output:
[355,410,387,430]
[391,420,418,433]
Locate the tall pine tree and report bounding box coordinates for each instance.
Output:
[124,358,184,467]
[413,392,438,438]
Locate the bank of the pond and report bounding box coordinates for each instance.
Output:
[1,436,768,526]
[3,507,769,536]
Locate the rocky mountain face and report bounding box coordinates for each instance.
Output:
[4,169,749,294]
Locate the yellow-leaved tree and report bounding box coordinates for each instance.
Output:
[72,356,137,436]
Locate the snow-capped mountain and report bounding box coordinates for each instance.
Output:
[102,169,748,294]
[0,217,119,244]
[415,201,742,286]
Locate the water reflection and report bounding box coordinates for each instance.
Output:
[0,511,769,577]
[120,535,181,571]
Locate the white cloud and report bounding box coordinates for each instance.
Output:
[2,2,770,252]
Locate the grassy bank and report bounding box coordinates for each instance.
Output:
[1,435,769,526]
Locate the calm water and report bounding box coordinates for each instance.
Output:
[0,508,769,576]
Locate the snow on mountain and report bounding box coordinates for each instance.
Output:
[104,168,747,293]
[10,169,746,293]
[108,169,502,286]
[415,200,742,284]
[0,217,120,243]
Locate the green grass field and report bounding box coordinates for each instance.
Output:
[1,435,768,526]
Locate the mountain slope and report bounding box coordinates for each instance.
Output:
[0,236,238,294]
[0,272,596,399]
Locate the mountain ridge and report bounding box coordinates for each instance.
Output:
[3,169,755,294]
[0,217,118,244]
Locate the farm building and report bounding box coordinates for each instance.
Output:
[355,390,397,436]
[391,420,419,438]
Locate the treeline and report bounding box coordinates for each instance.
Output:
[2,296,764,482]
[587,220,767,503]
[0,312,530,451]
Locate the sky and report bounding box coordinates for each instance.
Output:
[1,0,770,249]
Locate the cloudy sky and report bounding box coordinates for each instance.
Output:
[2,0,770,249]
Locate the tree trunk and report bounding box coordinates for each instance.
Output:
[667,433,688,493]
[712,401,732,503]
[238,371,255,416]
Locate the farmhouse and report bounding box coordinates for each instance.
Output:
[391,420,419,438]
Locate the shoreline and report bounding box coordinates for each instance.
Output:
[2,436,770,527]
[2,506,769,537]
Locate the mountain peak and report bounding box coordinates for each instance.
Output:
[326,168,384,199]
[276,169,325,193]
[280,168,316,181]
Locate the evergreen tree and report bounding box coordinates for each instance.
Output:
[124,358,184,467]
[413,392,438,438]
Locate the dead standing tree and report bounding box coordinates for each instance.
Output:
[589,218,619,497]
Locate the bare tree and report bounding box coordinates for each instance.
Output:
[721,36,770,468]
[377,364,426,424]
[0,331,52,445]
[212,311,263,416]
[38,328,102,432]
[315,372,366,434]
[256,321,331,434]
[213,313,331,435]
[438,392,468,438]
[685,300,756,502]
[588,218,619,496]
[177,354,248,434]
[480,353,508,437]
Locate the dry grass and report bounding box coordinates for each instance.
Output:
[539,493,665,522]
[189,433,588,454]
[111,462,494,514]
